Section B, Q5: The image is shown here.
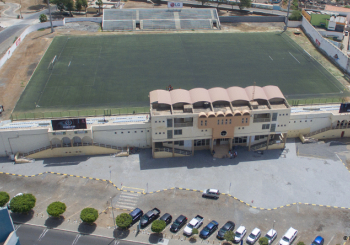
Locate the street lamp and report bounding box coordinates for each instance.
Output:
[273,220,276,231]
[110,196,116,229]
[47,0,54,33]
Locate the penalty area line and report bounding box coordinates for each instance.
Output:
[289,52,300,64]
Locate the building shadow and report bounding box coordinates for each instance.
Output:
[44,216,65,228]
[139,146,283,170]
[113,228,130,239]
[42,156,90,167]
[78,223,97,234]
[149,233,163,244]
[10,210,34,223]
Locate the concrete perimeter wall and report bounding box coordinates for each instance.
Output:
[0,20,65,70]
[300,16,349,73]
[219,16,285,23]
[65,17,102,23]
[287,20,302,27]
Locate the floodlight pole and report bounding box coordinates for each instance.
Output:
[284,0,292,31]
[47,0,54,33]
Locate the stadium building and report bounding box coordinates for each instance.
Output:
[0,85,349,160]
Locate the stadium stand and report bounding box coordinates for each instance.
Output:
[102,9,220,31]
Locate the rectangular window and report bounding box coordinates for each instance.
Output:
[270,124,276,132]
[174,117,193,127]
[167,130,173,139]
[225,119,227,124]
[205,120,207,126]
[221,119,224,125]
[245,118,248,123]
[253,113,271,123]
[174,141,179,145]
[262,124,270,130]
[167,119,172,127]
[179,141,184,146]
[174,129,182,135]
[206,139,210,145]
[242,118,244,123]
[217,120,220,125]
[201,120,203,126]
[229,119,231,124]
[272,113,278,121]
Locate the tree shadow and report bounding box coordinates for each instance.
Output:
[78,222,97,234]
[113,227,130,239]
[10,210,34,223]
[149,233,163,244]
[28,4,46,10]
[44,216,65,228]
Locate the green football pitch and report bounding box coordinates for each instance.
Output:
[13,32,345,115]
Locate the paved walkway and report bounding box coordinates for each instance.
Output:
[1,139,350,209]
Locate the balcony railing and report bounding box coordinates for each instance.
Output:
[174,122,193,128]
[253,118,270,123]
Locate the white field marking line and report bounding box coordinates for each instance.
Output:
[72,234,81,245]
[304,49,312,57]
[335,153,342,162]
[120,192,140,197]
[115,204,136,209]
[65,201,79,210]
[116,201,138,206]
[68,61,71,67]
[289,52,300,64]
[35,197,52,209]
[119,195,139,199]
[326,234,335,245]
[269,56,273,61]
[38,228,49,241]
[8,189,15,193]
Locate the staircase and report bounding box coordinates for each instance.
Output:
[154,147,192,156]
[250,139,281,151]
[303,126,332,138]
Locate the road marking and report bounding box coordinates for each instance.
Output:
[269,56,273,61]
[116,204,135,210]
[120,192,139,197]
[289,52,300,64]
[326,234,335,245]
[72,234,81,245]
[14,224,21,231]
[38,228,49,241]
[116,200,137,205]
[68,61,71,67]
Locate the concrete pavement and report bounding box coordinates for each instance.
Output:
[1,139,350,209]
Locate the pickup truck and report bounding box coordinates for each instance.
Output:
[140,208,161,227]
[183,215,204,236]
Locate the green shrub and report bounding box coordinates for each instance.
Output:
[224,230,234,242]
[259,237,269,245]
[80,208,98,223]
[9,194,36,213]
[47,202,66,217]
[297,242,305,245]
[0,192,10,207]
[39,14,47,22]
[115,213,132,229]
[192,228,198,235]
[151,220,166,233]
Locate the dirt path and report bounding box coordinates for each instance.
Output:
[3,0,45,14]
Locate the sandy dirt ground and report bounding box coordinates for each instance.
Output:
[2,0,46,14]
[0,21,348,121]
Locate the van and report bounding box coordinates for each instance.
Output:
[129,208,143,225]
[279,227,298,245]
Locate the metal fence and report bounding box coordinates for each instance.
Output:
[288,97,345,106]
[11,107,150,121]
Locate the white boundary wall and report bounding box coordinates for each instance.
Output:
[0,20,65,70]
[287,21,302,28]
[301,16,349,73]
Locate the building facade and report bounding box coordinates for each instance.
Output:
[0,86,349,159]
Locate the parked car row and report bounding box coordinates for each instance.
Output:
[127,207,324,244]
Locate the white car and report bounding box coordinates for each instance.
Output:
[247,228,261,244]
[265,229,277,244]
[279,227,298,245]
[234,226,247,242]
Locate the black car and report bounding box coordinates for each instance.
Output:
[129,208,143,225]
[140,208,160,227]
[217,221,235,240]
[170,215,187,232]
[159,213,172,225]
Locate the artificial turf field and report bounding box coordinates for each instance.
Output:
[14,32,345,115]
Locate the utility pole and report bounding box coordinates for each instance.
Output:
[19,0,22,18]
[47,0,54,33]
[284,0,292,31]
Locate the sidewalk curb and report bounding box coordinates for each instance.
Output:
[14,221,151,245]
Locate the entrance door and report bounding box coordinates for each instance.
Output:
[216,139,220,145]
[341,131,345,138]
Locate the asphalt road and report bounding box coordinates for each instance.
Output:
[15,224,140,245]
[0,6,56,56]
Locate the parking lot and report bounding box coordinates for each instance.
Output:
[1,170,349,245]
[114,188,350,245]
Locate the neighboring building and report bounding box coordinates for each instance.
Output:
[0,86,349,159]
[0,207,21,245]
[302,9,347,31]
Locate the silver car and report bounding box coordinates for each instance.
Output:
[202,189,220,199]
